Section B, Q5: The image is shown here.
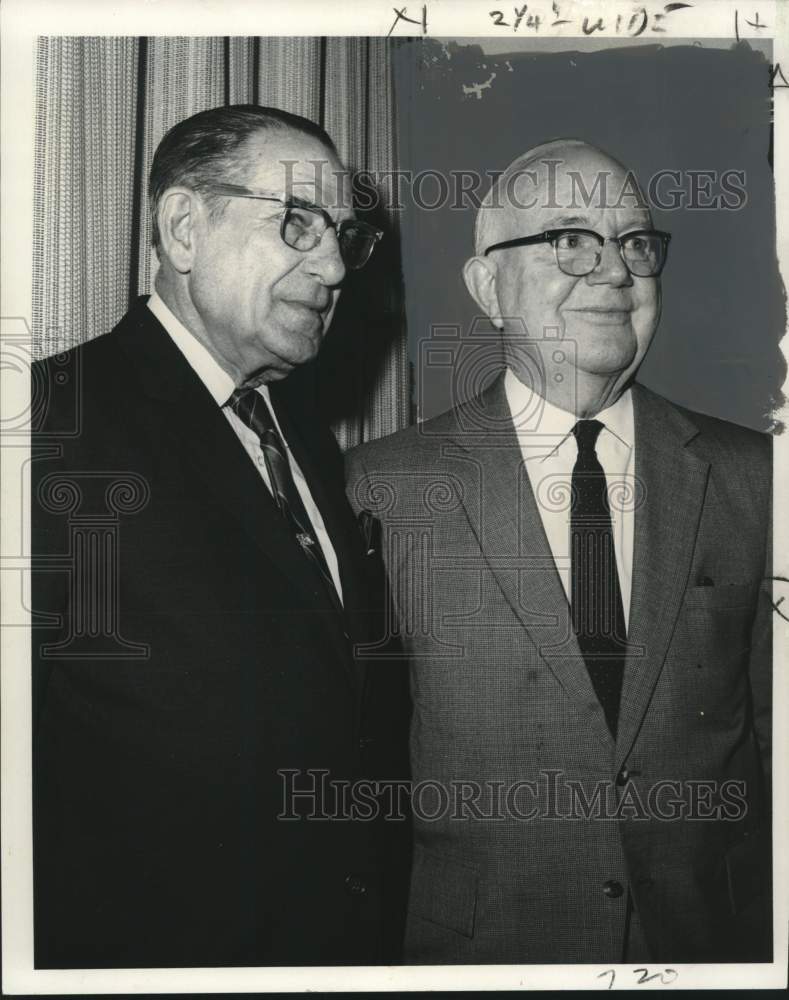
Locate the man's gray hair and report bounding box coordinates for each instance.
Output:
[149,104,338,251]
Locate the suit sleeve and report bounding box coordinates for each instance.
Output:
[344,445,369,518]
[748,470,772,797]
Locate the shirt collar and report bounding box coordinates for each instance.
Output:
[147,290,236,406]
[597,382,634,450]
[504,365,634,451]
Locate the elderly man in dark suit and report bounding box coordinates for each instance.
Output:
[32,104,410,968]
[346,139,772,964]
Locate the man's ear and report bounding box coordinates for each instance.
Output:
[157,188,200,274]
[462,256,504,330]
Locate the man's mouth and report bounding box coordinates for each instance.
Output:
[287,297,331,314]
[567,306,631,313]
[565,306,632,324]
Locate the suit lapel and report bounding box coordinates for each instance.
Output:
[114,300,356,687]
[444,374,614,753]
[270,381,367,695]
[615,383,709,765]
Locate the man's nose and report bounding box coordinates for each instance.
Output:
[586,239,632,287]
[304,226,346,286]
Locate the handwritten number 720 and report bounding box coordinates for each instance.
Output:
[598,968,678,989]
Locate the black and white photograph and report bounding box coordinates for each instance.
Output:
[1,0,787,993]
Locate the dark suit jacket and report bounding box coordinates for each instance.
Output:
[31,297,411,968]
[346,374,772,964]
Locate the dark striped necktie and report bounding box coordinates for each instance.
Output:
[570,419,627,737]
[228,388,342,612]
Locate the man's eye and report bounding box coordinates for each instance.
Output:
[558,234,580,250]
[286,206,316,231]
[626,236,646,252]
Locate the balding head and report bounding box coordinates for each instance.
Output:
[474,139,649,255]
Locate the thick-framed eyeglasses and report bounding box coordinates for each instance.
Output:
[484,227,671,278]
[205,182,383,270]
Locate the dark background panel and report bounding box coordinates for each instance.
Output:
[392,39,784,430]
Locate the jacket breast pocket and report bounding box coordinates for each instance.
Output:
[682,582,755,611]
[678,583,756,651]
[408,845,479,938]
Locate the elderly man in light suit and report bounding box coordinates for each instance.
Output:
[346,139,772,964]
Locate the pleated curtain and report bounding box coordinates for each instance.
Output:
[32,36,409,448]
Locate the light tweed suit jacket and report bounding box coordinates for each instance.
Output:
[345,374,772,964]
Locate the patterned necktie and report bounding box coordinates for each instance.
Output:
[228,388,342,612]
[570,420,627,737]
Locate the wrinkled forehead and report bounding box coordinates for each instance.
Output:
[241,129,353,219]
[498,151,652,236]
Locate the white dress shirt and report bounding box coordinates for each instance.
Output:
[504,367,634,627]
[147,291,343,603]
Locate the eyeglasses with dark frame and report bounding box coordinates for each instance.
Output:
[205,182,384,270]
[484,227,671,278]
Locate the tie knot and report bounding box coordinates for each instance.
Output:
[227,386,256,410]
[572,419,604,459]
[227,387,276,436]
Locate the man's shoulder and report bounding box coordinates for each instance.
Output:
[32,299,159,443]
[346,423,422,473]
[633,382,772,466]
[32,324,117,378]
[344,393,501,517]
[346,394,487,472]
[32,334,120,443]
[32,297,153,382]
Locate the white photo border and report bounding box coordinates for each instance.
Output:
[2,0,787,992]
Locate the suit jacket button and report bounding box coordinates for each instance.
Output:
[615,768,629,786]
[345,874,368,896]
[603,880,624,899]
